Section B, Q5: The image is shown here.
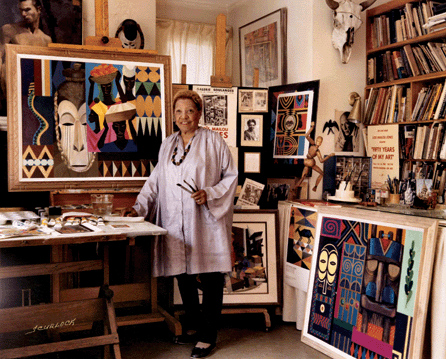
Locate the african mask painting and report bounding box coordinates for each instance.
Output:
[302,208,437,359]
[7,46,171,190]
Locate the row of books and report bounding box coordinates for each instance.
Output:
[370,1,441,48]
[423,2,446,32]
[367,42,446,85]
[364,85,409,125]
[401,161,446,196]
[400,122,446,160]
[411,79,446,121]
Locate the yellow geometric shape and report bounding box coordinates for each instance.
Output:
[153,96,162,117]
[148,67,160,83]
[145,96,154,117]
[136,95,146,117]
[136,67,149,82]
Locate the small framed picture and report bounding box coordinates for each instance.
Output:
[238,89,268,113]
[241,114,263,147]
[244,152,261,173]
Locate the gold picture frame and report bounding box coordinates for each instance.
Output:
[6,44,172,191]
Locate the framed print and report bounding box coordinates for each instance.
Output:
[6,44,171,191]
[333,110,362,155]
[244,152,261,173]
[0,0,83,118]
[238,88,268,113]
[192,85,237,147]
[301,207,438,359]
[266,80,319,178]
[173,210,280,305]
[241,114,263,147]
[239,8,287,88]
[273,90,314,159]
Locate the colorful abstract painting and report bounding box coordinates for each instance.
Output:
[7,45,171,191]
[302,207,437,359]
[273,91,313,159]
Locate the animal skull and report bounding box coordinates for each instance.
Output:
[326,0,376,63]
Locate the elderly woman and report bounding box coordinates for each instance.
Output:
[126,90,238,358]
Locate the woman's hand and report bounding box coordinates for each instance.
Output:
[191,189,207,206]
[120,207,139,217]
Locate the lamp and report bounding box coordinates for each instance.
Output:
[347,92,362,123]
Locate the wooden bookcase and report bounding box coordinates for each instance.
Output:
[365,0,446,184]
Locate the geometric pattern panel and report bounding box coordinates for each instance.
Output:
[98,160,153,177]
[22,145,54,178]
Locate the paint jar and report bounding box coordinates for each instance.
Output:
[91,194,114,216]
[387,193,400,205]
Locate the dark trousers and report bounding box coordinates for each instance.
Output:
[176,272,224,344]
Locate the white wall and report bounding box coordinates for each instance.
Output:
[83,0,156,50]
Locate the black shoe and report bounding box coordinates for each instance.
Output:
[190,342,216,358]
[174,332,198,345]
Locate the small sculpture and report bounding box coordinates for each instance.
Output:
[294,122,335,193]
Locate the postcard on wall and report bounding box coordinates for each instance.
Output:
[193,85,237,147]
[273,90,313,159]
[236,178,265,206]
[238,89,268,113]
[244,152,261,173]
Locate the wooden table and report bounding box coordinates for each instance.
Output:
[0,220,180,359]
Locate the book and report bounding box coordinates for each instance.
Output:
[371,87,388,124]
[364,88,379,125]
[392,50,407,78]
[411,86,429,121]
[400,47,414,77]
[427,42,446,70]
[419,44,441,72]
[412,46,430,74]
[413,6,424,37]
[426,123,438,159]
[403,44,421,76]
[434,78,446,119]
[424,82,443,121]
[405,2,417,38]
[403,125,416,159]
[414,125,426,159]
[386,50,396,81]
[432,122,444,159]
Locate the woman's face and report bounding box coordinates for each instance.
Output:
[174,98,201,135]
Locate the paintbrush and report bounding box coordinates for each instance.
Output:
[176,183,193,194]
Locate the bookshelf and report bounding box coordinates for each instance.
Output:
[365,0,446,184]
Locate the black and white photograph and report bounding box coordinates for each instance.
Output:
[334,109,360,154]
[241,114,263,147]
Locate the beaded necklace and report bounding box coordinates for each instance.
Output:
[171,135,195,166]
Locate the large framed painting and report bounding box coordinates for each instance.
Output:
[301,207,438,359]
[239,8,287,88]
[174,209,280,305]
[6,44,172,191]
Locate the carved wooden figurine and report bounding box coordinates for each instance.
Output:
[294,122,335,193]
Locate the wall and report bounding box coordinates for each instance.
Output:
[83,0,156,49]
[229,0,386,199]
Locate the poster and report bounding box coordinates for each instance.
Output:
[367,124,399,188]
[193,85,237,147]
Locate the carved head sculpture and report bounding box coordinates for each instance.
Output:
[325,0,376,63]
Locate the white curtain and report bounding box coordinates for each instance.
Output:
[156,18,232,85]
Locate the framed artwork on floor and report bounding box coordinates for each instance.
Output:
[174,210,280,305]
[239,8,287,88]
[301,207,438,359]
[6,44,172,191]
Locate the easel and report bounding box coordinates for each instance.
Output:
[208,16,272,331]
[43,0,180,355]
